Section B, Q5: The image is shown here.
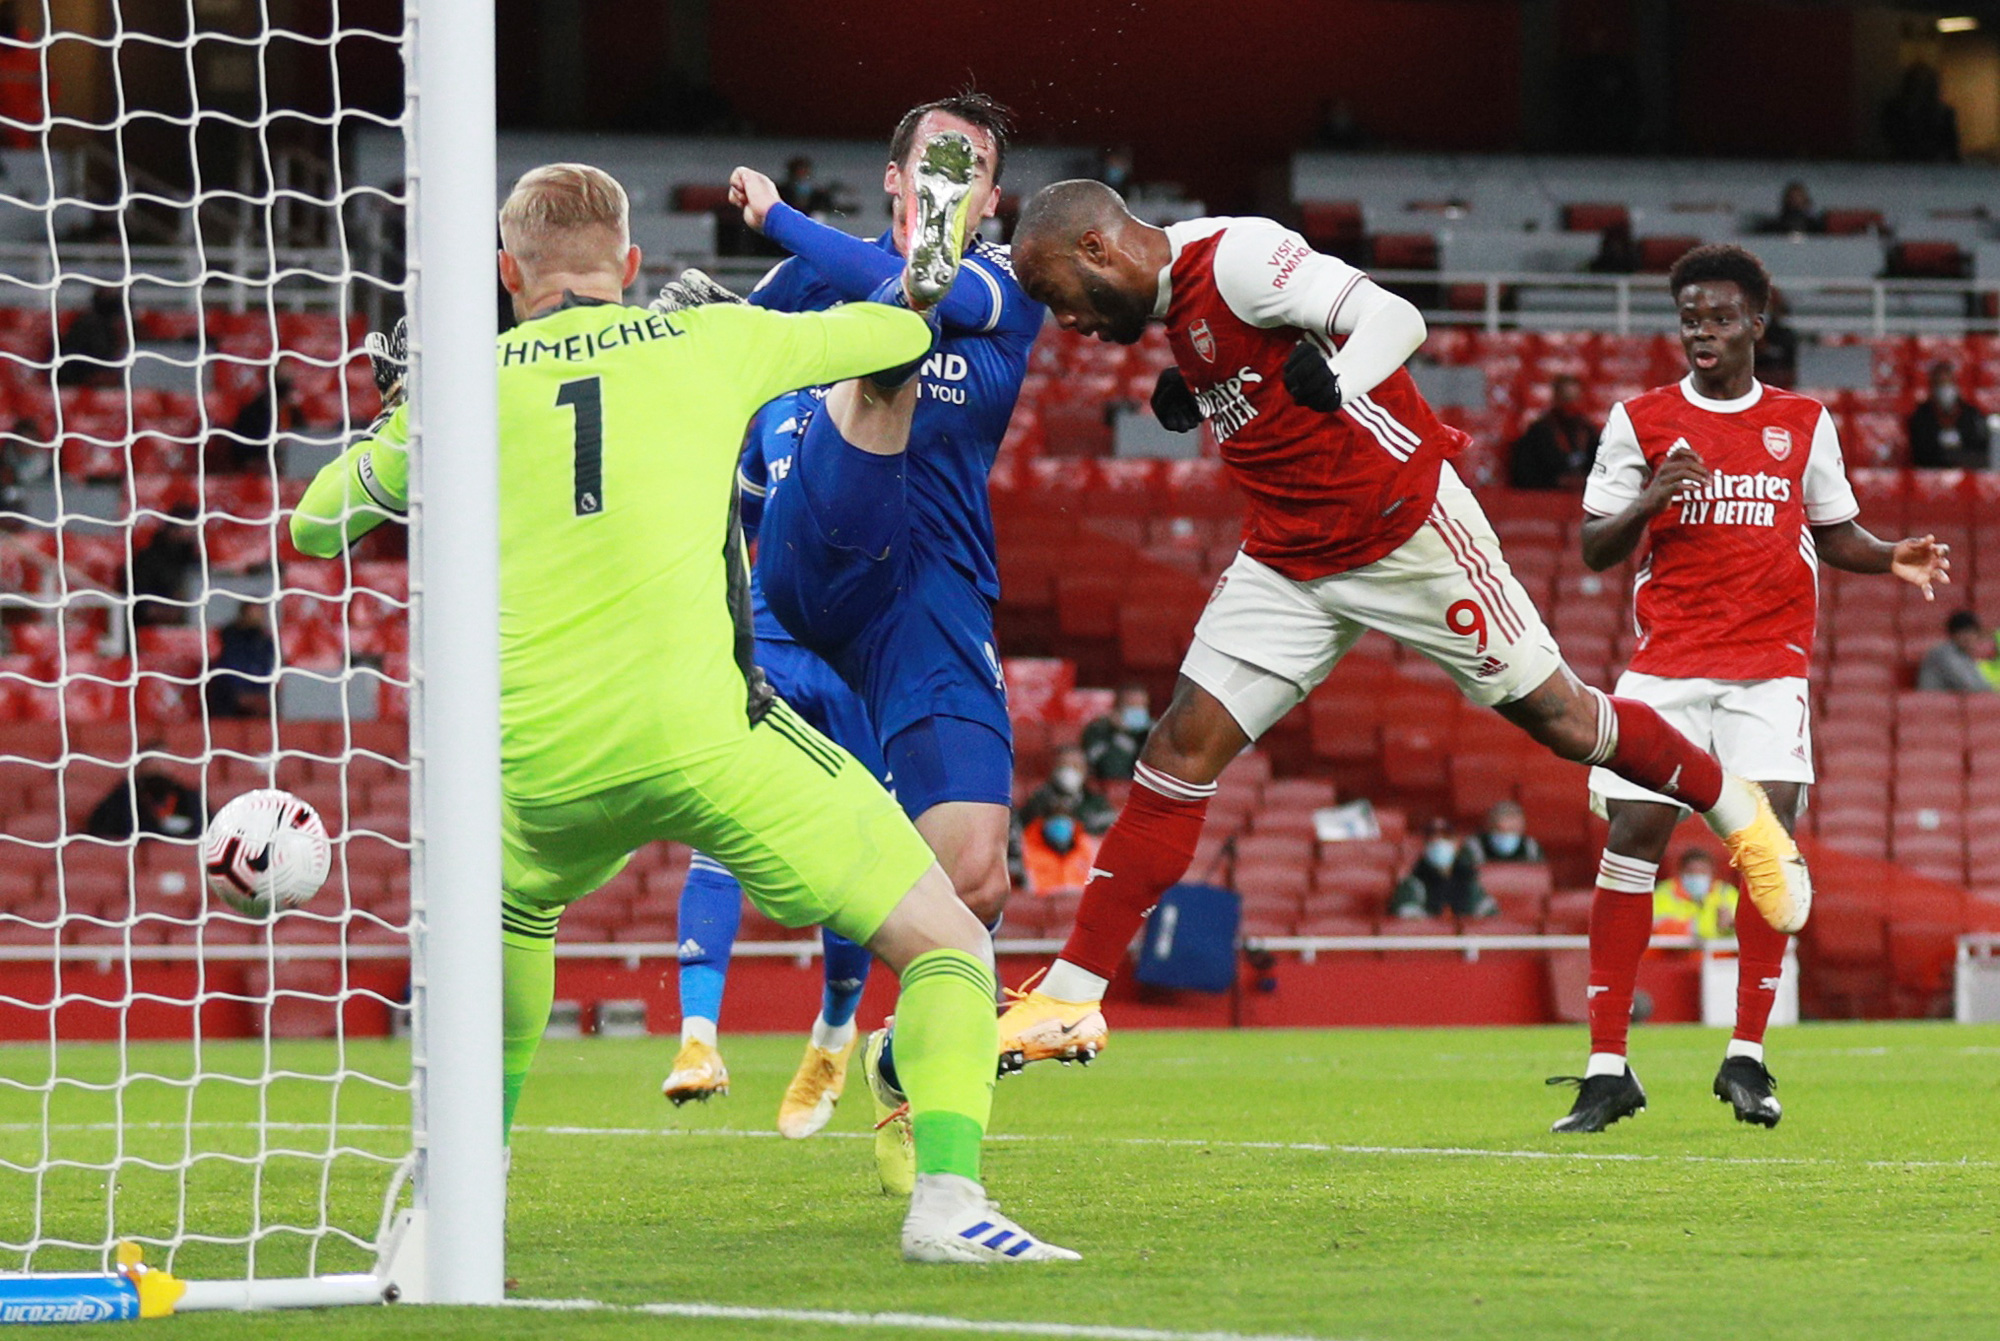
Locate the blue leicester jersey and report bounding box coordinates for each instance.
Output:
[736,387,822,645]
[747,228,1041,601]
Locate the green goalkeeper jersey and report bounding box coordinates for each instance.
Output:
[294,295,931,805]
[499,296,927,803]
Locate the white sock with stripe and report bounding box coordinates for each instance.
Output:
[1582,688,1619,767]
[1596,850,1658,895]
[1131,761,1219,804]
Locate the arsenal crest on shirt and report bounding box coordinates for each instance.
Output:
[1190,319,1215,363]
[1762,425,1792,461]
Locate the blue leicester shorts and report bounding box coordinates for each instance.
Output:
[883,713,1013,818]
[757,404,1013,802]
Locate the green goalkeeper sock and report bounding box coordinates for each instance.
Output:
[501,910,558,1139]
[891,948,997,1183]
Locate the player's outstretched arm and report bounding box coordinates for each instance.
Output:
[1214,223,1425,405]
[1813,521,1950,599]
[290,404,409,558]
[702,302,935,422]
[732,167,1026,334]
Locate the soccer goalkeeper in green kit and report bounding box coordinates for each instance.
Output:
[292,161,1075,1264]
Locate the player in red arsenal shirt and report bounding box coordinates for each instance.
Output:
[1552,245,1948,1133]
[995,180,1811,1071]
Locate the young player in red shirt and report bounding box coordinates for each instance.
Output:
[997,181,1812,1071]
[1552,244,1948,1132]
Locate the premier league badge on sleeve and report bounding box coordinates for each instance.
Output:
[1762,425,1793,461]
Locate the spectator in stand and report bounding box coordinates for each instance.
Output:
[1917,610,1999,693]
[212,370,295,473]
[1019,812,1096,896]
[1470,800,1544,864]
[1082,682,1152,781]
[1907,362,1989,470]
[1764,182,1822,236]
[0,418,30,520]
[1881,63,1959,163]
[1588,220,1639,275]
[127,504,199,627]
[1754,289,1799,389]
[205,603,275,719]
[1094,146,1136,195]
[1311,98,1366,151]
[1390,817,1497,919]
[1508,375,1597,490]
[1020,744,1117,836]
[85,771,205,841]
[1650,849,1737,941]
[776,155,838,216]
[56,287,128,388]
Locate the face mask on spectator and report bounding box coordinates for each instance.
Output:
[1052,765,1084,794]
[1043,815,1077,854]
[1119,705,1150,731]
[1484,831,1521,857]
[1936,384,1959,411]
[1682,872,1712,898]
[1425,838,1458,870]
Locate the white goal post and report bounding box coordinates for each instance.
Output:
[405,0,504,1308]
[0,0,502,1312]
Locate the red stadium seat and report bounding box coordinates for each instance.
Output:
[1480,862,1554,921]
[1560,203,1629,233]
[1369,233,1437,270]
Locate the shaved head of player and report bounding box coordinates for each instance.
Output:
[497,163,643,322]
[1672,244,1767,403]
[1009,179,1163,345]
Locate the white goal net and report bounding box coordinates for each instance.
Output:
[0,0,500,1309]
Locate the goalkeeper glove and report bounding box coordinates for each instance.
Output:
[364,317,408,413]
[651,268,746,315]
[1150,366,1203,433]
[1282,340,1343,414]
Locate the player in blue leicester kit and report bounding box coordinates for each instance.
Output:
[670,94,1042,1191]
[663,385,893,1141]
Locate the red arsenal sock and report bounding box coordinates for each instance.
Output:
[1585,851,1659,1065]
[1585,690,1724,814]
[1731,891,1790,1050]
[1054,763,1213,984]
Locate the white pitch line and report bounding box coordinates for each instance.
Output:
[505,1297,1344,1341]
[4,1121,1995,1171]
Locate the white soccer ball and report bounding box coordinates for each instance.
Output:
[203,789,332,916]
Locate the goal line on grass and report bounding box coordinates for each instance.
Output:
[10,1121,1994,1171]
[505,1297,1346,1341]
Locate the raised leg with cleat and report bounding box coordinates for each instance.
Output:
[1708,776,1812,935]
[901,131,978,308]
[995,971,1108,1076]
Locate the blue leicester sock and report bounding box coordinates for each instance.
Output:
[820,929,872,1029]
[677,854,744,1025]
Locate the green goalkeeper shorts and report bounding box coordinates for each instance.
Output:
[500,697,933,946]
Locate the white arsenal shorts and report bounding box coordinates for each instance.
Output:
[1589,671,1814,812]
[1182,463,1563,741]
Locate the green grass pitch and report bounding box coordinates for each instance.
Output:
[5,1022,1997,1340]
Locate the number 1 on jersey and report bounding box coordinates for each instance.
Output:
[556,376,604,516]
